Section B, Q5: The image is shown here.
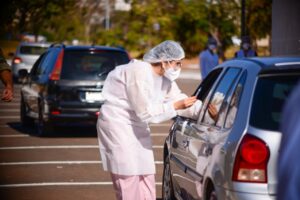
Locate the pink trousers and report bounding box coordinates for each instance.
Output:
[110,173,156,200]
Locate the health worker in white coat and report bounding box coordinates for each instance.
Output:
[97,40,204,200]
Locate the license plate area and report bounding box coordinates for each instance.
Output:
[82,91,104,102]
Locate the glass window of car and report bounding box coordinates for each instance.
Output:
[250,74,300,131]
[20,45,48,55]
[30,53,48,78]
[223,71,246,128]
[60,50,129,80]
[194,68,223,102]
[201,68,241,126]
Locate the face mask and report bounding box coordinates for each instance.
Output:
[242,43,250,50]
[208,44,216,51]
[164,67,181,81]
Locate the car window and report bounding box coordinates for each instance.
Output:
[193,68,223,101]
[20,46,48,55]
[250,74,300,131]
[60,50,129,80]
[223,71,246,128]
[30,52,48,77]
[201,68,241,126]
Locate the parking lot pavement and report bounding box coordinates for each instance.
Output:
[0,71,200,200]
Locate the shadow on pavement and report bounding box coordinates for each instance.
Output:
[7,122,97,138]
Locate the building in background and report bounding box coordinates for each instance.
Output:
[271,0,300,56]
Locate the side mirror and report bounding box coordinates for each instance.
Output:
[18,69,29,84]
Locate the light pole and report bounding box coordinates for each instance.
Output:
[105,0,110,30]
[241,0,246,38]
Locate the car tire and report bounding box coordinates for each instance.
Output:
[20,95,34,127]
[36,100,53,136]
[206,185,217,200]
[162,155,176,200]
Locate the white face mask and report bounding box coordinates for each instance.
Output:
[164,67,181,81]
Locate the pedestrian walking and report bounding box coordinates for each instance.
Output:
[234,36,257,58]
[96,40,213,200]
[0,48,13,102]
[199,37,219,80]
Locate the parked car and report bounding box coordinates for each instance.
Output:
[11,42,50,82]
[162,57,300,200]
[20,44,130,135]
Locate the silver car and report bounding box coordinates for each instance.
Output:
[11,42,50,81]
[162,57,300,200]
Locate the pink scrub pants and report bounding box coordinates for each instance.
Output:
[110,173,156,200]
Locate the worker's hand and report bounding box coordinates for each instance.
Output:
[1,87,13,102]
[174,96,197,110]
[208,103,218,121]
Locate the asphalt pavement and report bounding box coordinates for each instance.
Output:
[0,71,201,200]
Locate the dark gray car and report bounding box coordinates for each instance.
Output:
[162,57,300,200]
[20,44,130,136]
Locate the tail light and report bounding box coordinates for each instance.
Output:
[232,134,270,183]
[95,111,100,116]
[51,110,61,115]
[13,57,22,64]
[49,50,64,81]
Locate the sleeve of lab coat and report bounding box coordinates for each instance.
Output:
[126,66,177,123]
[164,81,202,121]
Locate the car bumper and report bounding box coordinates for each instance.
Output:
[215,185,276,200]
[12,63,31,77]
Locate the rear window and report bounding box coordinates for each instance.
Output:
[250,74,300,131]
[20,46,48,55]
[61,50,129,80]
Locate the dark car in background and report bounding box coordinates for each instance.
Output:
[20,44,130,135]
[11,42,50,82]
[162,57,300,200]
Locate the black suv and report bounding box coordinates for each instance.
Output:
[20,44,130,135]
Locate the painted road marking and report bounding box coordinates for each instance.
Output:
[0,160,163,166]
[0,182,162,188]
[0,145,164,150]
[0,134,29,138]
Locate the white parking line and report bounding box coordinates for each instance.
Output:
[0,182,162,188]
[0,134,29,138]
[0,145,164,150]
[0,109,19,112]
[0,160,163,165]
[0,116,19,119]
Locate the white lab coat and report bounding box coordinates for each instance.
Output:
[97,59,202,175]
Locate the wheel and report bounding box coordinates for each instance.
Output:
[20,95,34,127]
[206,184,217,200]
[36,100,53,136]
[162,155,176,200]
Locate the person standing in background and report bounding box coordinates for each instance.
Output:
[234,36,258,58]
[0,48,13,102]
[199,37,219,80]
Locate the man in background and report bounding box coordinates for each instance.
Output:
[234,36,257,58]
[199,37,219,80]
[0,48,13,102]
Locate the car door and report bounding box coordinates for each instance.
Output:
[182,67,243,199]
[169,68,223,198]
[21,52,48,118]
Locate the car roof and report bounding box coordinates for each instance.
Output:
[220,56,300,74]
[19,42,51,47]
[51,44,127,53]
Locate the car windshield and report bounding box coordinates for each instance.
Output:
[20,46,48,55]
[61,50,129,80]
[250,74,300,131]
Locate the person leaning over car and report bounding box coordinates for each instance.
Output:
[96,40,216,200]
[0,48,13,102]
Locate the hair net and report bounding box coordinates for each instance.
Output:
[143,40,185,63]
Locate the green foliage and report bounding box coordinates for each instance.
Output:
[1,0,271,58]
